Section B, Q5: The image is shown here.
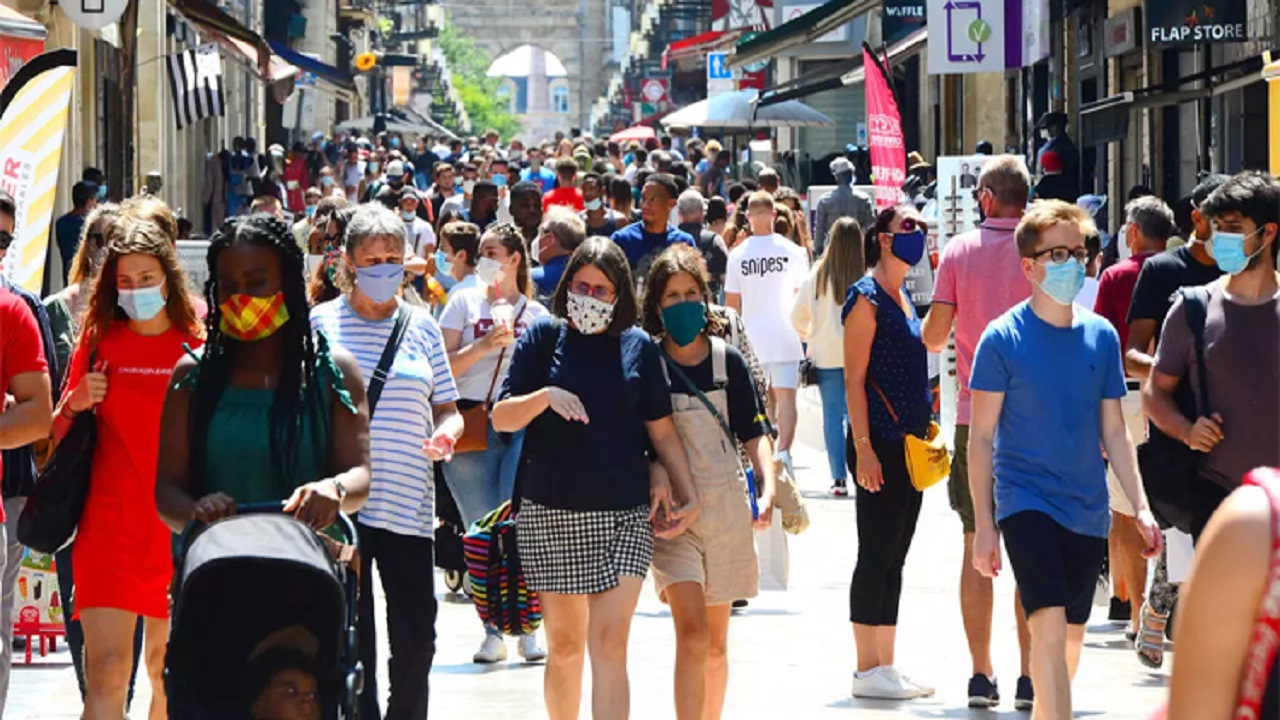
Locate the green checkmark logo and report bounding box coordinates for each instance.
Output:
[968,18,992,43]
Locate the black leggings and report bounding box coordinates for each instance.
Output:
[848,434,924,626]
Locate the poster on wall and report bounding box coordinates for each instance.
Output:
[1147,0,1248,44]
[882,0,927,45]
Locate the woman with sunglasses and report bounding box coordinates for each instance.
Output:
[842,204,935,700]
[641,244,775,720]
[53,212,205,720]
[491,237,699,720]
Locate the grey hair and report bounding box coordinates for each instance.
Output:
[541,205,586,253]
[677,189,706,220]
[344,202,407,257]
[976,155,1031,208]
[1125,195,1176,241]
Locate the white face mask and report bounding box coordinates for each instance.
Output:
[566,291,614,335]
[463,180,476,195]
[475,256,506,286]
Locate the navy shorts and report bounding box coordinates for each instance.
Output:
[1000,510,1107,625]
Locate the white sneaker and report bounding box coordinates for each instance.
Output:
[472,634,508,664]
[851,666,921,700]
[517,633,547,662]
[884,667,934,698]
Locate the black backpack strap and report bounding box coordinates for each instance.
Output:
[1180,286,1212,416]
[367,304,412,417]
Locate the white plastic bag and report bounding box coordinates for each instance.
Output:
[755,520,789,591]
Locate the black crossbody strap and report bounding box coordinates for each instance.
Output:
[367,304,412,417]
[1182,286,1212,416]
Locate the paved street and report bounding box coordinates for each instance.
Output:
[4,387,1172,718]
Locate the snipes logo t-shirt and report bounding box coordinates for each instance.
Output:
[724,233,809,364]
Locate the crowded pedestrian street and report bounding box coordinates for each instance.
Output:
[4,395,1172,719]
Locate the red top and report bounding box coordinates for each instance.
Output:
[542,187,585,213]
[282,159,310,213]
[65,321,202,618]
[1094,251,1156,356]
[0,288,48,505]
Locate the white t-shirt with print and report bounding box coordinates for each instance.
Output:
[725,233,809,364]
[310,298,458,537]
[438,289,549,401]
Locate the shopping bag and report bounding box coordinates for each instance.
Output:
[755,520,789,591]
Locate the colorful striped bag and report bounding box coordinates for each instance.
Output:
[462,500,541,636]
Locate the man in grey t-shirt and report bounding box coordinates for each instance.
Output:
[1146,170,1280,541]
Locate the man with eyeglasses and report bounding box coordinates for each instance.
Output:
[0,188,56,715]
[968,199,1161,720]
[922,155,1035,709]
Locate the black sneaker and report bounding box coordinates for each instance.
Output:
[1109,596,1132,622]
[1014,675,1034,711]
[731,599,749,609]
[967,674,999,708]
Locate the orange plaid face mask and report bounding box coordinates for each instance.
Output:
[219,292,290,342]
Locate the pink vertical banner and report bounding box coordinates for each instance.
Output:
[863,45,906,209]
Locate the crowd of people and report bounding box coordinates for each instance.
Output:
[0,124,1276,720]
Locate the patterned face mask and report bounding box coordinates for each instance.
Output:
[219,292,290,342]
[566,291,615,335]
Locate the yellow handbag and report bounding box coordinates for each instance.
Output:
[869,382,952,492]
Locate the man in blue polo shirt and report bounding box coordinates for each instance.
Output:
[530,206,586,302]
[609,173,694,291]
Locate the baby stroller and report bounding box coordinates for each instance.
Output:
[434,463,468,595]
[166,504,362,719]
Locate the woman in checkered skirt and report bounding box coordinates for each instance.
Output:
[493,237,700,720]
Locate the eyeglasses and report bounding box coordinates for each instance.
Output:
[0,231,11,250]
[971,186,990,202]
[899,217,928,234]
[1031,246,1090,264]
[569,281,615,302]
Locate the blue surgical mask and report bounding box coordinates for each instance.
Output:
[434,249,454,276]
[117,284,167,321]
[492,174,508,187]
[390,138,401,149]
[584,198,603,212]
[305,205,316,218]
[1036,259,1086,306]
[401,210,416,221]
[891,229,927,266]
[355,263,404,304]
[96,184,108,200]
[1210,229,1264,275]
[320,176,335,187]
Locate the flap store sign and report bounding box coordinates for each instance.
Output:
[1147,0,1247,44]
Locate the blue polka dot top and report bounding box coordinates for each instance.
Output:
[842,275,932,440]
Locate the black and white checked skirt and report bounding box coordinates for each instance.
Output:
[516,500,654,595]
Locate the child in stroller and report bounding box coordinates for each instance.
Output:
[245,627,321,720]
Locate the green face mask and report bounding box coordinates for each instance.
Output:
[661,300,707,347]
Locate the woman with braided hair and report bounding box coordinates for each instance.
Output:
[155,213,371,534]
[51,213,204,720]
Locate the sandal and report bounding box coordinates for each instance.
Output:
[1135,602,1168,669]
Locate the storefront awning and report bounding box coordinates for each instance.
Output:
[0,4,46,41]
[267,41,356,95]
[661,29,745,71]
[729,0,879,70]
[840,28,927,84]
[168,0,294,82]
[336,115,458,140]
[755,28,925,107]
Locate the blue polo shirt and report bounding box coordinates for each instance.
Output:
[609,222,696,268]
[531,254,569,298]
[520,166,557,194]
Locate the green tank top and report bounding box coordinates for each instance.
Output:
[182,333,356,503]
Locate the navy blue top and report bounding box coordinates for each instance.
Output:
[531,255,569,298]
[502,317,673,511]
[842,276,931,440]
[610,222,695,268]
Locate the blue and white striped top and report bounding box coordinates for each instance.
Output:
[311,297,459,537]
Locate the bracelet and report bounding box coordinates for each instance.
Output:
[853,436,870,448]
[60,404,80,420]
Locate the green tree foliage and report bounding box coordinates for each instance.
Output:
[435,25,522,138]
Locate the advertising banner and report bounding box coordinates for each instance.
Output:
[862,44,905,210]
[0,50,77,293]
[1148,0,1247,44]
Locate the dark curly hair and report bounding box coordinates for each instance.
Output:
[191,213,329,497]
[640,244,726,338]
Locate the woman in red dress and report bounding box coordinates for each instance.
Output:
[53,210,204,720]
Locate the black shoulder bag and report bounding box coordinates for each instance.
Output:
[366,305,412,416]
[1139,286,1211,533]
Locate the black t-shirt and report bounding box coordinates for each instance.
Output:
[665,342,768,445]
[1126,245,1223,348]
[502,318,672,512]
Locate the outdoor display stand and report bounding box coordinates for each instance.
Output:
[12,550,65,664]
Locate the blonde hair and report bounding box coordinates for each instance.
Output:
[1016,200,1097,257]
[816,217,865,300]
[67,203,121,286]
[746,190,775,212]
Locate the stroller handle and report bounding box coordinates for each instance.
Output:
[174,501,359,569]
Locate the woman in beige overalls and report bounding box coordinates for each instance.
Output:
[642,245,778,720]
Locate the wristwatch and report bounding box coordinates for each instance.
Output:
[332,478,348,502]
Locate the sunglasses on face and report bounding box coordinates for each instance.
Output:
[898,217,928,234]
[0,231,12,250]
[569,281,615,302]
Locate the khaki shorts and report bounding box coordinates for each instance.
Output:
[948,425,978,533]
[1107,384,1147,517]
[651,483,759,605]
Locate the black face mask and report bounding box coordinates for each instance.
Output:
[389,179,404,190]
